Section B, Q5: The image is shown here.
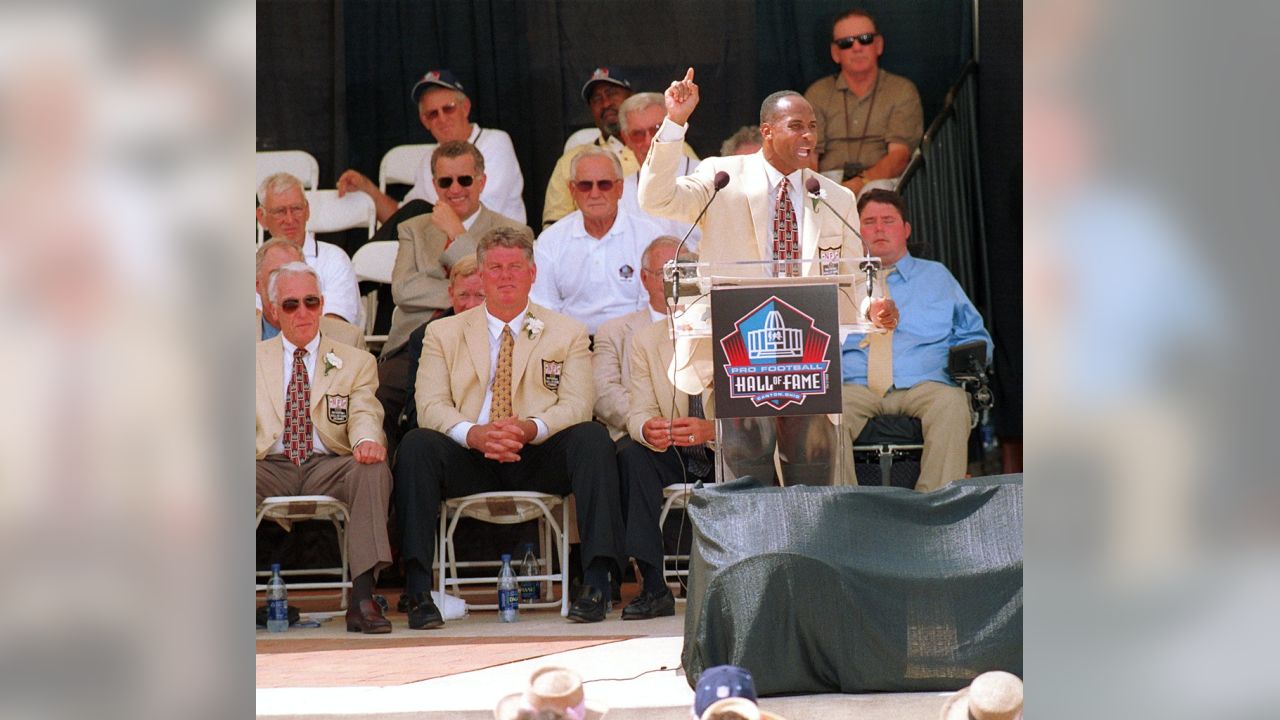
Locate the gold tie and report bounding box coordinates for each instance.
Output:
[864,267,895,397]
[491,326,515,420]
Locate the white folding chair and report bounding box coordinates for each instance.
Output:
[255,495,351,610]
[563,127,600,153]
[378,143,433,193]
[438,491,571,616]
[257,150,320,192]
[306,189,377,238]
[349,240,398,352]
[658,484,698,595]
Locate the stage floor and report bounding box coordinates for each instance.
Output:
[256,585,952,719]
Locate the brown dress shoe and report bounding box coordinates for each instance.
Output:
[346,598,393,634]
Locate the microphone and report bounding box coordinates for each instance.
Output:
[804,176,878,297]
[666,171,731,304]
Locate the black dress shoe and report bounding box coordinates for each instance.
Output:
[567,586,607,623]
[622,587,676,620]
[406,591,444,629]
[345,599,393,634]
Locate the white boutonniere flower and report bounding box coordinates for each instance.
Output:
[808,186,827,212]
[323,351,342,376]
[525,312,545,341]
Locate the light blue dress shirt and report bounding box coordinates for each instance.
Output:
[840,253,991,389]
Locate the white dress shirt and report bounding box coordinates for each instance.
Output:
[445,305,550,447]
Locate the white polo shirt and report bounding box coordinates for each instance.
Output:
[530,208,664,335]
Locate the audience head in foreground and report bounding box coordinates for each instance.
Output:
[493,666,608,720]
[939,671,1023,720]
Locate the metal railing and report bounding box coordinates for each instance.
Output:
[897,61,991,320]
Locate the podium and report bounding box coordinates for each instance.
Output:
[662,258,885,486]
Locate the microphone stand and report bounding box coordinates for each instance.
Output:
[804,176,879,300]
[667,171,730,306]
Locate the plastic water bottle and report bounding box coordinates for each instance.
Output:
[497,554,519,622]
[266,563,289,633]
[519,543,541,604]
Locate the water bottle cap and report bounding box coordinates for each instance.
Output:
[501,553,511,561]
[271,563,281,572]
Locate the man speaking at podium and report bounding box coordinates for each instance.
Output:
[638,68,861,275]
[638,69,893,485]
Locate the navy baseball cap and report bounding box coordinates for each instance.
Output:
[693,665,758,717]
[410,69,466,103]
[581,66,632,103]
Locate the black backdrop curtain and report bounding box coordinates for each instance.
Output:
[257,0,973,225]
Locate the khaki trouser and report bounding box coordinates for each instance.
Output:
[842,381,971,492]
[256,454,393,578]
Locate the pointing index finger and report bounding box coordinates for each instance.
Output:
[683,67,695,84]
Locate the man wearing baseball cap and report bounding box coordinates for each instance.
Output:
[338,69,527,225]
[691,666,785,720]
[541,67,699,228]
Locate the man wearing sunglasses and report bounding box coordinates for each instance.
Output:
[376,141,532,451]
[617,92,702,247]
[542,67,699,228]
[255,238,365,350]
[256,172,362,327]
[337,69,526,225]
[531,147,664,335]
[256,262,395,633]
[803,9,922,197]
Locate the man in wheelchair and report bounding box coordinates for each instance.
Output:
[840,189,992,491]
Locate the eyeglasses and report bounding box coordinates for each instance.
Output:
[423,102,460,122]
[626,125,661,143]
[265,204,306,219]
[280,295,322,313]
[834,33,878,49]
[572,179,617,192]
[435,175,475,189]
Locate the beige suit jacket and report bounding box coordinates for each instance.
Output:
[627,319,716,452]
[385,205,531,356]
[638,142,861,274]
[255,333,386,459]
[416,303,593,440]
[592,308,655,439]
[255,309,366,350]
[640,143,872,391]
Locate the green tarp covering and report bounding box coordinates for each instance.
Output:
[682,474,1023,694]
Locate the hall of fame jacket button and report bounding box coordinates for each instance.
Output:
[541,359,564,392]
[325,394,350,424]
